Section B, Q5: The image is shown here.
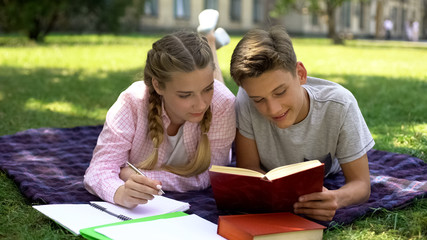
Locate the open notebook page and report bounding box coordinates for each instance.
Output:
[95,214,226,240]
[90,195,190,219]
[33,204,119,235]
[33,196,190,235]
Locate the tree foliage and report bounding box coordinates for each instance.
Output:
[0,0,66,41]
[271,0,348,44]
[0,0,142,42]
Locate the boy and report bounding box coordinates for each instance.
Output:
[230,26,374,221]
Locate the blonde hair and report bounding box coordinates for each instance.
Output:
[230,25,297,86]
[138,31,215,177]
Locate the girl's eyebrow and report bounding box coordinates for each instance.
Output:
[176,81,214,94]
[249,84,286,98]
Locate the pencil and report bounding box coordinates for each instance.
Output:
[126,161,165,195]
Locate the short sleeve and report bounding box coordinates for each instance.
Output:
[235,87,255,140]
[336,99,375,163]
[208,82,236,166]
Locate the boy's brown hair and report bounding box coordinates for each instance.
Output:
[230,25,297,86]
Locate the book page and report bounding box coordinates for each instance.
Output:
[90,195,190,219]
[95,214,226,240]
[33,204,120,235]
[210,165,264,177]
[265,160,322,180]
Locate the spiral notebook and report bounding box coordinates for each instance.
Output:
[32,196,190,235]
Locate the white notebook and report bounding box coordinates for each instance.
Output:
[32,196,190,235]
[95,214,226,240]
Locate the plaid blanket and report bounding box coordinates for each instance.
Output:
[0,126,426,227]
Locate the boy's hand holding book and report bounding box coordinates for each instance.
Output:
[294,186,339,221]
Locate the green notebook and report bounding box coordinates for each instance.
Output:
[80,212,188,240]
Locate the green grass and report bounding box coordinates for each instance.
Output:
[0,34,426,239]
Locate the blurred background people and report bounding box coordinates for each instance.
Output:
[383,18,393,40]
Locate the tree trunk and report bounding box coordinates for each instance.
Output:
[28,12,58,42]
[42,13,58,39]
[326,1,343,44]
[375,0,384,39]
[28,17,42,42]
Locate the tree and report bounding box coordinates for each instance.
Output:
[0,0,68,42]
[374,0,384,39]
[0,0,141,42]
[92,0,142,33]
[271,0,349,44]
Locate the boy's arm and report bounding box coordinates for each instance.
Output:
[235,130,266,174]
[294,154,371,221]
[335,153,371,207]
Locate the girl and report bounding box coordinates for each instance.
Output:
[84,31,235,208]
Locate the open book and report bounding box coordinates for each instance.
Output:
[209,160,324,213]
[32,196,190,235]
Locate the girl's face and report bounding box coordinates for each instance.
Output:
[154,66,214,126]
[241,62,309,129]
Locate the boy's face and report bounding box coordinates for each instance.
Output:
[241,62,309,129]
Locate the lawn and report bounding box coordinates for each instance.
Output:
[0,34,426,239]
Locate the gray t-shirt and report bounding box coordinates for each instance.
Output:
[236,77,375,176]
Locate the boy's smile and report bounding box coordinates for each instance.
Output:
[241,62,310,129]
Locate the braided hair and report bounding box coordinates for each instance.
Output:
[137,31,215,176]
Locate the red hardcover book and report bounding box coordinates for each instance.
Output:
[209,160,324,213]
[217,212,326,240]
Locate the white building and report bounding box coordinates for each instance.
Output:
[141,0,273,32]
[139,0,425,40]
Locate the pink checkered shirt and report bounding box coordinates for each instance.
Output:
[84,80,236,203]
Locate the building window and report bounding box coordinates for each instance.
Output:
[402,9,407,34]
[175,0,190,19]
[204,0,218,10]
[144,0,158,17]
[230,0,241,21]
[253,0,264,23]
[311,13,318,26]
[340,1,351,29]
[358,2,364,30]
[391,7,397,31]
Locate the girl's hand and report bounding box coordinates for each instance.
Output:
[293,187,338,221]
[114,174,163,208]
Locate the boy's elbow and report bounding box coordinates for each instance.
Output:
[361,182,371,203]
